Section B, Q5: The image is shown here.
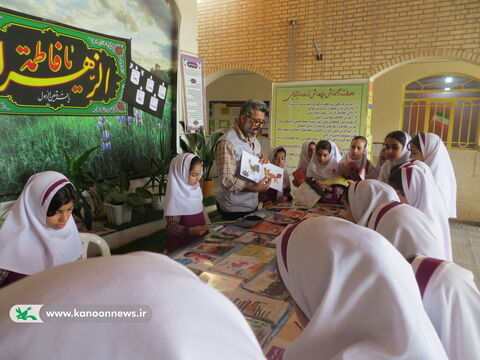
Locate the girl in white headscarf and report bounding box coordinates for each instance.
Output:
[344,179,399,226]
[0,171,82,288]
[260,146,292,204]
[411,255,480,360]
[378,130,411,182]
[276,216,448,360]
[165,153,208,253]
[367,201,446,260]
[409,133,457,218]
[388,160,452,261]
[306,140,341,181]
[0,252,266,360]
[338,136,377,180]
[296,141,316,175]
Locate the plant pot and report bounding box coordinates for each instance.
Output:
[104,203,132,226]
[151,194,165,211]
[202,179,214,198]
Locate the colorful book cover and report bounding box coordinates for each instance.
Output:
[250,221,286,236]
[279,210,307,220]
[309,205,344,217]
[172,250,220,272]
[191,241,237,256]
[292,168,307,186]
[263,201,293,210]
[240,151,284,192]
[245,317,273,346]
[243,270,290,300]
[236,232,276,247]
[211,254,266,280]
[228,288,290,325]
[218,225,249,238]
[199,271,243,296]
[265,213,297,225]
[265,338,291,360]
[236,245,276,263]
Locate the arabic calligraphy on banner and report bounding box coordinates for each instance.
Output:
[271,81,369,173]
[0,7,130,115]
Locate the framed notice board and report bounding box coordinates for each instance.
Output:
[271,80,369,173]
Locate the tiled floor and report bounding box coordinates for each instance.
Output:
[450,221,480,288]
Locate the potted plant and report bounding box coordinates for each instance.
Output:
[63,146,99,230]
[96,172,151,226]
[142,130,174,210]
[179,122,223,198]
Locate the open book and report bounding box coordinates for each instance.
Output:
[240,151,284,192]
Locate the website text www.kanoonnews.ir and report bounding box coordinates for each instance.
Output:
[9,304,152,323]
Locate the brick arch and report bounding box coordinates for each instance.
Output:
[205,63,277,83]
[369,49,480,79]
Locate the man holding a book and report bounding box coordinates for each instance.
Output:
[215,100,271,220]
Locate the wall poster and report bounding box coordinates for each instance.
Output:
[271,81,369,174]
[0,6,130,115]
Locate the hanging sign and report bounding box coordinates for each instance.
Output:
[180,52,205,131]
[123,61,168,118]
[0,7,130,115]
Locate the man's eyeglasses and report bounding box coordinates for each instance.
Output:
[245,115,265,126]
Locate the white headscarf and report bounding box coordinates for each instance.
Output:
[0,252,265,360]
[297,141,314,173]
[412,256,480,360]
[165,153,204,216]
[347,179,399,226]
[306,140,342,181]
[277,216,447,360]
[418,132,457,218]
[378,131,411,182]
[367,201,446,260]
[399,160,452,260]
[338,138,376,180]
[0,171,82,275]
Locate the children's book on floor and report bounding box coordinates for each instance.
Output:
[172,250,220,272]
[245,317,274,347]
[250,222,286,236]
[212,253,266,280]
[199,271,243,296]
[243,270,290,300]
[240,151,284,192]
[228,288,291,326]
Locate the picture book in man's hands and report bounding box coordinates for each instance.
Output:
[240,151,284,192]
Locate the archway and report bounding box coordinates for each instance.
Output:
[369,57,480,222]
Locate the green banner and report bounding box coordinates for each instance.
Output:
[0,7,130,115]
[272,82,369,172]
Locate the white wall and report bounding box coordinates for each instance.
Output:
[206,72,273,154]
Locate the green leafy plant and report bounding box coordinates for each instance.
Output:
[96,172,151,214]
[143,129,174,198]
[63,146,99,229]
[179,122,223,180]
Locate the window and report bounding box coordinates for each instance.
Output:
[402,74,480,149]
